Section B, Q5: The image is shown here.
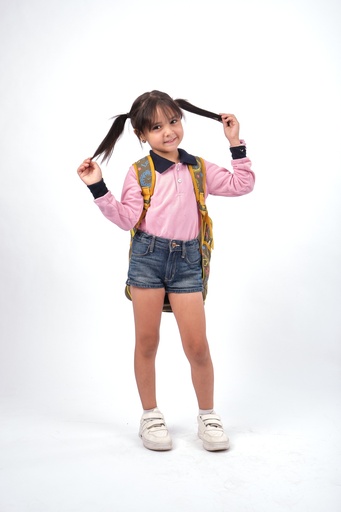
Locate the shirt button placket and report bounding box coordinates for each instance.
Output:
[176,163,182,192]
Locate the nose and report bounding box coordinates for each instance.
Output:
[164,123,174,136]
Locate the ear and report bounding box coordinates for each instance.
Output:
[134,129,146,143]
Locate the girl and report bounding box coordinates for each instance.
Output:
[77,90,255,452]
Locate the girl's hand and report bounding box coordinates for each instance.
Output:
[220,113,241,146]
[77,158,103,185]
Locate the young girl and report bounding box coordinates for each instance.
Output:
[77,90,255,452]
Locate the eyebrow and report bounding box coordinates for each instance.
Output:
[152,114,178,124]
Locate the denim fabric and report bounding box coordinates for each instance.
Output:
[126,230,203,294]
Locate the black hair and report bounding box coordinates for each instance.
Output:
[92,90,222,163]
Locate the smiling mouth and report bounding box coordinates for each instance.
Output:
[164,137,176,144]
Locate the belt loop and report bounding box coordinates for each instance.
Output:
[149,235,156,253]
[181,241,186,259]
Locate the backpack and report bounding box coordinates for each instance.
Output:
[124,155,213,312]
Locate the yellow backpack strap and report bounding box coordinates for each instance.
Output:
[188,157,214,303]
[188,157,214,249]
[132,155,156,231]
[188,157,206,209]
[125,155,156,303]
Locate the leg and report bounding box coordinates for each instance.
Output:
[169,292,229,451]
[130,286,165,410]
[168,292,214,410]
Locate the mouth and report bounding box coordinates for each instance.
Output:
[164,137,177,145]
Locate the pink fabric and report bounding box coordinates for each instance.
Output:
[94,156,255,241]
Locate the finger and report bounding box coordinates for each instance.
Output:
[77,165,90,175]
[79,158,92,168]
[222,117,233,128]
[219,114,233,127]
[78,159,93,170]
[219,113,234,118]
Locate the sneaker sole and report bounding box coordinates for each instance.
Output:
[199,433,230,452]
[140,436,172,451]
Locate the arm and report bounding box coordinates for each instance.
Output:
[205,153,255,197]
[77,158,144,231]
[205,114,255,196]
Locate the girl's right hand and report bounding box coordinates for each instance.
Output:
[77,158,103,185]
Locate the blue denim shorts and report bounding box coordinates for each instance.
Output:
[126,230,203,294]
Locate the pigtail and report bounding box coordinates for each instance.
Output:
[92,113,130,163]
[175,98,222,123]
[91,92,223,164]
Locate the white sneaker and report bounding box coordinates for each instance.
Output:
[197,413,230,451]
[139,409,172,451]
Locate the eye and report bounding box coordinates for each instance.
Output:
[170,118,178,125]
[152,124,161,131]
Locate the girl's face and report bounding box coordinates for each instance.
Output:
[140,107,184,162]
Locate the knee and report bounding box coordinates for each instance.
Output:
[185,339,210,365]
[135,332,160,358]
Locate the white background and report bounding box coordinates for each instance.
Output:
[0,0,340,511]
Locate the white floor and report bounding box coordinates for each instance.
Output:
[1,396,340,512]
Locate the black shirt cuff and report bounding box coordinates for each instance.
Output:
[230,145,246,159]
[88,179,109,199]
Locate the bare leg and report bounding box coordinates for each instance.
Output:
[169,292,214,410]
[130,286,165,410]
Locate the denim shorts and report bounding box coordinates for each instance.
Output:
[126,230,203,294]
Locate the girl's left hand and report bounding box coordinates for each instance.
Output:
[220,113,240,146]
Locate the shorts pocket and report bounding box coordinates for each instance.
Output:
[131,236,151,257]
[184,245,201,265]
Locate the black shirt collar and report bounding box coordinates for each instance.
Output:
[149,148,198,173]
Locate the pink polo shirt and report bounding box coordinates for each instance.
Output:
[94,155,255,241]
